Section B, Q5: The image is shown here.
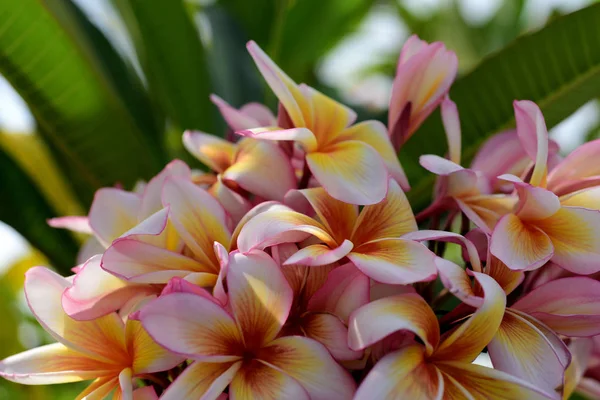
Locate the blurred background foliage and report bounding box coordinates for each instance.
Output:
[0,0,599,398]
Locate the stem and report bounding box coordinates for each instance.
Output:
[298,162,312,189]
[415,200,443,223]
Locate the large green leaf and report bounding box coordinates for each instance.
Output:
[116,0,214,134]
[403,3,600,211]
[0,148,78,272]
[0,0,166,206]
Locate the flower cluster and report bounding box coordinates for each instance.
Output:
[3,36,600,399]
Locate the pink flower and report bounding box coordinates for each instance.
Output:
[388,35,458,150]
[139,250,356,399]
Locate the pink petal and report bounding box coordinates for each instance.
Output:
[210,94,268,130]
[182,130,235,174]
[441,96,461,164]
[514,100,548,187]
[511,182,560,221]
[420,154,464,175]
[139,292,243,361]
[258,336,356,400]
[160,361,241,400]
[348,292,440,354]
[302,313,362,361]
[238,127,318,152]
[487,309,570,390]
[139,159,192,220]
[490,214,554,271]
[306,140,388,205]
[548,138,600,195]
[47,216,92,234]
[62,255,155,320]
[226,250,293,348]
[89,188,141,246]
[209,175,252,226]
[284,240,353,267]
[435,257,482,308]
[223,138,296,201]
[307,263,369,322]
[513,276,600,336]
[348,238,437,285]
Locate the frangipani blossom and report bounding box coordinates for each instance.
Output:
[239,41,408,205]
[348,272,557,399]
[436,259,569,393]
[272,244,368,361]
[490,101,600,273]
[0,267,183,399]
[238,178,437,284]
[139,250,356,399]
[66,176,232,320]
[388,35,458,149]
[183,131,296,202]
[419,97,516,232]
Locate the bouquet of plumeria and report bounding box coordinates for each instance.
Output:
[2,35,600,400]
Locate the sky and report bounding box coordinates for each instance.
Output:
[0,0,597,274]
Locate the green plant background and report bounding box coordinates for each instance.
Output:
[0,0,598,398]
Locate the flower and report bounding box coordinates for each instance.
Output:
[138,250,356,399]
[0,267,183,399]
[237,178,437,284]
[238,41,408,205]
[490,101,600,272]
[348,270,558,399]
[388,35,458,150]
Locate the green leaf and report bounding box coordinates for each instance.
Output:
[403,3,600,211]
[116,0,214,133]
[0,0,166,206]
[0,148,78,272]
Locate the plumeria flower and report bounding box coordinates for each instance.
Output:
[471,130,561,194]
[418,97,516,232]
[546,138,600,196]
[138,250,356,399]
[0,267,183,399]
[388,35,458,150]
[272,244,368,361]
[490,101,600,272]
[348,271,557,399]
[437,258,569,394]
[65,176,232,320]
[237,178,438,284]
[48,160,192,264]
[239,41,408,205]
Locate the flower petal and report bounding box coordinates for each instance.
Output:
[223,138,296,201]
[0,342,117,384]
[535,206,600,274]
[247,41,310,128]
[160,361,241,400]
[420,154,464,175]
[226,250,293,348]
[512,182,560,221]
[139,292,243,361]
[209,175,252,226]
[162,177,231,270]
[89,188,141,247]
[437,361,559,399]
[514,100,549,187]
[25,267,128,363]
[230,360,309,400]
[435,257,482,308]
[102,238,210,283]
[348,293,439,355]
[487,309,570,390]
[289,187,357,243]
[490,213,554,271]
[441,96,461,164]
[138,159,192,220]
[485,255,524,295]
[307,263,370,322]
[238,127,318,152]
[126,319,185,374]
[63,255,156,320]
[210,94,272,130]
[354,344,443,400]
[563,338,594,399]
[182,130,235,173]
[433,272,506,363]
[300,84,356,142]
[236,206,334,253]
[47,216,92,234]
[351,178,417,245]
[512,276,600,336]
[283,241,353,267]
[336,120,409,189]
[348,238,437,285]
[306,140,388,205]
[302,313,362,361]
[548,138,600,195]
[258,336,356,400]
